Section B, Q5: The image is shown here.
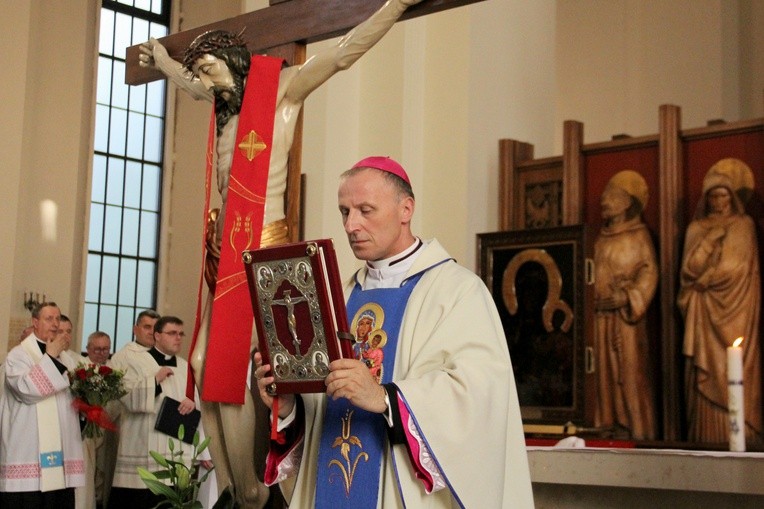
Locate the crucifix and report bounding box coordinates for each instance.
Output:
[124,1,486,507]
[271,289,308,353]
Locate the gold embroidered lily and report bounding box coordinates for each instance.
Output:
[328,410,369,496]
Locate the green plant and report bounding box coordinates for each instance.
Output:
[138,424,213,509]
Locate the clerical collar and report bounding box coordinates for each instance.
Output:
[364,238,425,290]
[366,238,423,270]
[148,347,177,367]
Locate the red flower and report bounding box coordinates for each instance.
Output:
[98,365,113,376]
[76,369,88,380]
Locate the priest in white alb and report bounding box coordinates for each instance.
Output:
[0,302,85,508]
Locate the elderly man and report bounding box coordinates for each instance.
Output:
[255,157,533,508]
[0,302,85,508]
[75,331,113,509]
[84,332,111,366]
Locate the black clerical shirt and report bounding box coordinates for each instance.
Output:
[148,347,176,397]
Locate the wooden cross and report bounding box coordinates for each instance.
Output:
[125,0,487,85]
[125,0,486,239]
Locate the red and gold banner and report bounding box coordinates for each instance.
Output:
[192,55,283,404]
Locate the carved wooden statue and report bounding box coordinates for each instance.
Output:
[594,170,658,440]
[678,158,762,445]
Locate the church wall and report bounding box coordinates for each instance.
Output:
[1,0,96,358]
[554,0,761,148]
[420,8,470,262]
[304,0,559,273]
[738,0,764,119]
[463,0,557,263]
[301,38,366,281]
[0,0,33,359]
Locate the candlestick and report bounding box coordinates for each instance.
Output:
[23,291,46,313]
[727,336,745,452]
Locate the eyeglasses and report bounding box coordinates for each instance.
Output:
[161,330,186,337]
[90,347,110,353]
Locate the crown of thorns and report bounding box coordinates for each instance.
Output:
[183,29,247,71]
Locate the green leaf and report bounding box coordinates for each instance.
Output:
[175,464,191,490]
[196,437,211,456]
[193,430,200,447]
[198,468,214,484]
[178,424,186,442]
[150,450,170,468]
[168,436,175,452]
[137,467,158,481]
[141,477,180,500]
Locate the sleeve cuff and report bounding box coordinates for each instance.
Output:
[383,383,406,444]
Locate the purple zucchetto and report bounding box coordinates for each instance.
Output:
[351,156,411,187]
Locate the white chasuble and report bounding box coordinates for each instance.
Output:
[0,335,85,492]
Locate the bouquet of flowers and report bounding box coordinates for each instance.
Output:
[69,362,128,438]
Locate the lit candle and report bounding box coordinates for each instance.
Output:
[727,336,745,452]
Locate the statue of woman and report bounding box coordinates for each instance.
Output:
[678,158,762,445]
[594,170,658,439]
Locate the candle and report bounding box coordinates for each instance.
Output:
[727,336,745,452]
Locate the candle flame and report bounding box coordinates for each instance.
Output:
[733,337,744,348]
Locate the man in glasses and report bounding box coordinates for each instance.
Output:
[84,332,111,366]
[77,331,113,509]
[109,316,206,509]
[0,302,84,508]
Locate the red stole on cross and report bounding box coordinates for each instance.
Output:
[197,55,283,404]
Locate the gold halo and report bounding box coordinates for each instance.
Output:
[350,303,385,340]
[706,158,755,204]
[606,170,649,210]
[367,329,388,349]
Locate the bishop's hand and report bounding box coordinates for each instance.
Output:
[325,358,387,414]
[253,352,296,419]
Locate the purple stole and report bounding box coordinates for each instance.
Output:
[315,273,423,508]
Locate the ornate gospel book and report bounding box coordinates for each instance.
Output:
[243,239,353,394]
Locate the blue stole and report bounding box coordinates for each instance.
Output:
[315,272,423,508]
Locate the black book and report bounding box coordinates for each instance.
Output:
[154,397,201,445]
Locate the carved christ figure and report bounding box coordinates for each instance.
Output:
[138,1,425,507]
[272,290,307,352]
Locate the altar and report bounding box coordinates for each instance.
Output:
[529,446,764,508]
